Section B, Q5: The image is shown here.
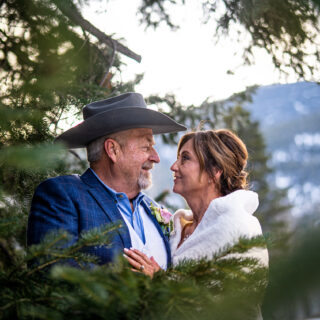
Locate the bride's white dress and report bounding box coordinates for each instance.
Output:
[170,189,269,267]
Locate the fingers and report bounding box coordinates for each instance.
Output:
[128,248,150,262]
[124,248,151,267]
[123,248,161,278]
[150,256,161,272]
[123,252,143,271]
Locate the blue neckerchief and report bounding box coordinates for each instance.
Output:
[89,168,146,244]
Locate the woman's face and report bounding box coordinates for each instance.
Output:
[170,138,210,198]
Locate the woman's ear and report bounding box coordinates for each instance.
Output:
[212,168,222,183]
[104,139,121,163]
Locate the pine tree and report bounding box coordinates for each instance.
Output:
[138,0,320,79]
[0,0,142,253]
[1,1,318,319]
[0,220,269,319]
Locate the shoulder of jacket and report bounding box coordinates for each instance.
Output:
[37,174,81,190]
[212,208,263,239]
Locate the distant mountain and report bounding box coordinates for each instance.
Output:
[147,81,320,217]
[243,82,320,216]
[245,82,320,130]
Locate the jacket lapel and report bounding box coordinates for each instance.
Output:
[80,169,131,249]
[141,198,172,267]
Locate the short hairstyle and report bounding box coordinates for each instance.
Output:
[86,132,126,163]
[177,129,249,195]
[86,134,109,163]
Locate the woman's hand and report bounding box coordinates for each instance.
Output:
[123,248,161,278]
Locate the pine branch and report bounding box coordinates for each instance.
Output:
[99,40,117,87]
[0,239,15,267]
[53,0,142,63]
[1,235,268,319]
[25,222,122,275]
[221,235,269,255]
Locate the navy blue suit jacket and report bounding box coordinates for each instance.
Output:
[27,168,171,266]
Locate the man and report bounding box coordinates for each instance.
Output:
[27,92,186,268]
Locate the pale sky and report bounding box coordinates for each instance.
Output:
[83,0,297,106]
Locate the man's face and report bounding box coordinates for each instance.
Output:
[117,128,160,191]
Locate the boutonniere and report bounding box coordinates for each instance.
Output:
[150,203,173,237]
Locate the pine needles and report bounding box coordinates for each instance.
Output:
[0,226,269,320]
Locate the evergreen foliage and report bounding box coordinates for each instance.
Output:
[1,1,318,319]
[2,215,320,319]
[0,223,268,320]
[263,223,320,319]
[139,0,320,79]
[0,0,142,255]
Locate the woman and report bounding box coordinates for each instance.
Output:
[124,129,268,276]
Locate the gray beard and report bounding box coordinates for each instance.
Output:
[138,171,152,190]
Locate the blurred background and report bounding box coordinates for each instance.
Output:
[1,0,320,319]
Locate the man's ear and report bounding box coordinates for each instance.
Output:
[104,139,121,163]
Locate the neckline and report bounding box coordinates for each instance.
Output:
[173,198,219,255]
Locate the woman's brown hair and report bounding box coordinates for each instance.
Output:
[177,129,249,195]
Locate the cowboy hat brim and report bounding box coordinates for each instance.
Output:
[55,107,186,148]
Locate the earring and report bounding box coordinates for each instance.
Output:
[208,180,212,184]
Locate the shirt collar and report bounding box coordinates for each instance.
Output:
[89,168,145,204]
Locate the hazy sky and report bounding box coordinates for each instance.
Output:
[83,0,297,106]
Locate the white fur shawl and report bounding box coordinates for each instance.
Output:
[170,190,269,267]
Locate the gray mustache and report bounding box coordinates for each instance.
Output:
[142,163,153,170]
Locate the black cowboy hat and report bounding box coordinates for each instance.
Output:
[55,92,187,148]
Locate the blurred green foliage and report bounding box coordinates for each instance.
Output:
[0,0,319,319]
[0,226,269,320]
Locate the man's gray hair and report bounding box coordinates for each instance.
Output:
[86,132,126,163]
[86,135,109,163]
